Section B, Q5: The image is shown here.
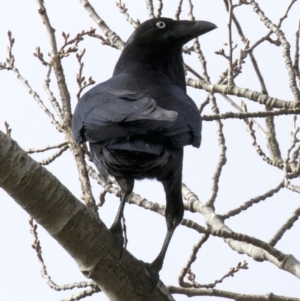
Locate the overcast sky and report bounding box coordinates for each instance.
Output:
[1,1,300,300]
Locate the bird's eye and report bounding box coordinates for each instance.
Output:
[156,21,166,29]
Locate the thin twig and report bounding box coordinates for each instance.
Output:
[294,15,300,81]
[79,0,125,49]
[222,181,285,220]
[39,145,69,165]
[43,63,64,122]
[205,94,227,206]
[269,206,300,247]
[29,217,98,291]
[156,0,163,18]
[116,1,140,28]
[59,287,101,301]
[226,0,234,85]
[168,285,300,300]
[145,0,155,18]
[250,0,300,101]
[76,49,95,100]
[247,0,297,52]
[178,234,209,286]
[181,260,248,289]
[59,28,108,54]
[26,142,68,154]
[187,0,194,21]
[4,121,12,137]
[174,0,184,20]
[221,94,267,136]
[186,0,210,82]
[202,108,300,121]
[244,117,283,169]
[283,125,300,192]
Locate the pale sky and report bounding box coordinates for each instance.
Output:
[1,1,300,300]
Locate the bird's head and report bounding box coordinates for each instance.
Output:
[114,18,216,88]
[126,17,216,53]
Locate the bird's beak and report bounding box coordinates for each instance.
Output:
[174,20,217,44]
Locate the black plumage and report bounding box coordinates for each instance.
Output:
[72,17,216,282]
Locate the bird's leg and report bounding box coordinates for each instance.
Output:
[144,223,177,287]
[146,162,184,288]
[110,178,134,254]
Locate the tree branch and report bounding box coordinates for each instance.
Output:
[187,78,299,109]
[168,286,300,300]
[0,130,175,301]
[79,0,125,49]
[35,0,97,211]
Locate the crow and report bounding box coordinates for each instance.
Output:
[72,17,216,282]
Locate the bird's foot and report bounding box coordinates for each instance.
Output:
[142,258,163,292]
[109,222,124,258]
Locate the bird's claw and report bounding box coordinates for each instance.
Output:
[109,223,124,258]
[141,260,161,292]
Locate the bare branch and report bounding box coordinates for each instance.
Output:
[226,0,234,85]
[184,63,204,80]
[26,141,68,154]
[187,0,194,21]
[156,0,163,18]
[33,46,49,66]
[29,217,98,291]
[38,145,69,165]
[283,125,300,192]
[178,234,209,286]
[202,108,300,121]
[79,0,125,49]
[248,0,297,52]
[145,0,156,18]
[250,0,300,101]
[43,64,64,121]
[181,260,248,289]
[278,0,298,28]
[205,94,227,206]
[294,16,300,80]
[221,94,267,136]
[35,0,97,211]
[269,206,300,247]
[199,97,210,114]
[59,287,101,301]
[0,32,62,131]
[187,78,299,109]
[168,286,300,300]
[75,49,95,100]
[244,118,283,169]
[116,1,140,28]
[4,121,12,137]
[35,0,72,117]
[182,184,300,279]
[222,181,285,220]
[174,0,184,20]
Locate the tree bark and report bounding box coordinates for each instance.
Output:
[0,130,175,301]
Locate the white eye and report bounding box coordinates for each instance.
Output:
[156,21,166,29]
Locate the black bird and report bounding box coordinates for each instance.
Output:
[72,18,216,281]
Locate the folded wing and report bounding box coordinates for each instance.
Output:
[72,87,178,144]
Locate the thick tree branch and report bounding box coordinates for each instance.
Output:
[0,131,174,301]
